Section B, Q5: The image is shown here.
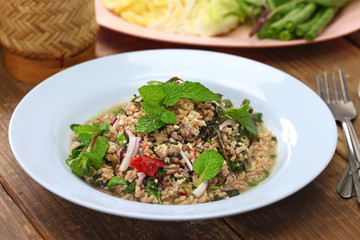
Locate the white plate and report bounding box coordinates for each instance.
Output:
[9,49,337,220]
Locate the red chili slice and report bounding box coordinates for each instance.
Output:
[130,155,166,177]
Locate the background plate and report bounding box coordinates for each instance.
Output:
[95,0,360,48]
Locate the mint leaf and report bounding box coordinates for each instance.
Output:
[92,135,108,159]
[160,109,177,124]
[68,153,91,177]
[72,124,100,134]
[180,81,221,102]
[163,81,181,106]
[116,133,127,143]
[99,122,110,134]
[138,85,165,104]
[226,106,258,135]
[193,150,224,187]
[141,101,165,114]
[108,177,127,187]
[135,114,164,133]
[83,152,103,170]
[76,133,94,146]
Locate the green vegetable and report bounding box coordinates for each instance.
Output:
[122,181,136,194]
[279,29,294,41]
[226,105,258,135]
[108,177,127,187]
[226,189,240,197]
[66,123,110,177]
[179,81,221,102]
[305,7,337,41]
[222,99,233,108]
[285,2,317,31]
[136,79,220,133]
[295,8,324,36]
[144,177,162,204]
[193,150,224,187]
[269,5,305,33]
[248,170,270,186]
[309,0,349,7]
[229,158,248,173]
[135,114,165,133]
[66,133,109,177]
[116,133,127,144]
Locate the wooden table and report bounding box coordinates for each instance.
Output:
[1,27,360,240]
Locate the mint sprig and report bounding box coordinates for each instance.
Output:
[136,79,221,133]
[193,150,224,187]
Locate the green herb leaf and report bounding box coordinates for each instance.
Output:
[160,109,177,124]
[248,170,270,186]
[68,153,91,177]
[144,177,162,204]
[76,133,94,145]
[163,81,181,106]
[108,177,127,187]
[123,181,136,194]
[83,152,103,170]
[141,101,165,114]
[141,101,177,126]
[226,106,258,135]
[193,150,224,187]
[138,85,165,104]
[180,81,221,102]
[92,135,108,159]
[226,189,240,197]
[99,122,110,134]
[72,124,100,134]
[135,113,164,133]
[116,133,127,143]
[222,99,233,108]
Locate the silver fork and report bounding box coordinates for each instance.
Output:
[317,69,360,204]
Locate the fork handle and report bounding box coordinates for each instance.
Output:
[342,119,360,204]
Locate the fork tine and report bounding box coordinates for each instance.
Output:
[317,73,326,100]
[339,68,352,102]
[332,71,343,102]
[324,71,335,103]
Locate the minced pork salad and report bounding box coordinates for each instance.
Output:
[66,78,277,205]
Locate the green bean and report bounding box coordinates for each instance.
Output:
[279,30,294,41]
[269,4,305,33]
[295,8,324,37]
[309,0,349,7]
[286,3,318,31]
[305,7,337,41]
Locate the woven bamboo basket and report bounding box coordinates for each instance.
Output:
[0,0,99,83]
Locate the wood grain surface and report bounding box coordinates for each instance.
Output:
[1,28,360,240]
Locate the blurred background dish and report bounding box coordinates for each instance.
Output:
[95,0,360,48]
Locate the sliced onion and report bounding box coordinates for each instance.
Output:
[111,117,118,126]
[125,129,133,138]
[193,180,208,198]
[137,172,146,185]
[219,119,237,131]
[169,138,193,171]
[119,145,127,163]
[119,136,141,171]
[179,150,193,172]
